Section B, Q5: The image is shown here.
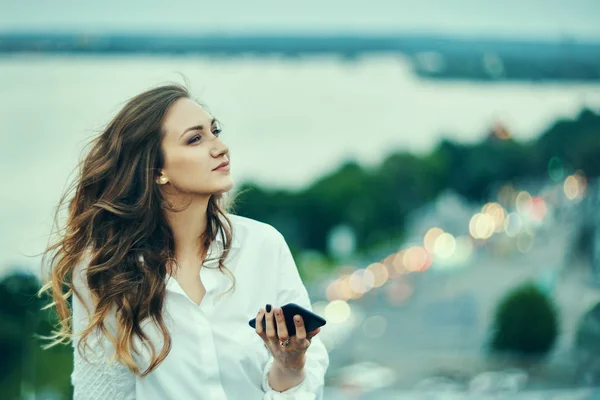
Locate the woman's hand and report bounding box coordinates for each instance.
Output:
[255,304,321,372]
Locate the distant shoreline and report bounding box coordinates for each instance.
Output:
[1,32,599,82]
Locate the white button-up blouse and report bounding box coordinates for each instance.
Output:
[70,214,329,399]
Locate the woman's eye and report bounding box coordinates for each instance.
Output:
[188,128,221,144]
[188,135,201,144]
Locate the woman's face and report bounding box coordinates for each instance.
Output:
[158,98,233,196]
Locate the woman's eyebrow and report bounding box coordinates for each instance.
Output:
[179,118,216,139]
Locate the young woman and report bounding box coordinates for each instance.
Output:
[40,83,329,399]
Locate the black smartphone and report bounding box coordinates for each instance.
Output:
[248,303,327,336]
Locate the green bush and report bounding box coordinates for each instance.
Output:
[0,271,74,399]
[490,282,559,358]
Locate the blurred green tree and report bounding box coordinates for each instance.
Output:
[490,282,559,358]
[0,271,73,399]
[0,271,42,378]
[235,109,600,260]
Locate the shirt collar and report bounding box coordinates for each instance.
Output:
[211,225,241,251]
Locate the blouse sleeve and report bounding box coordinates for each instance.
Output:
[261,232,330,400]
[70,260,137,400]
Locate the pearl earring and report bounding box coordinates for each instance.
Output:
[160,177,168,184]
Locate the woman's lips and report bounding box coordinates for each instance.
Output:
[213,161,230,172]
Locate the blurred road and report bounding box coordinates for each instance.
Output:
[323,387,600,400]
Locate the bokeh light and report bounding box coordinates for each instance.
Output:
[576,172,588,197]
[469,213,495,240]
[324,300,352,323]
[564,172,587,200]
[451,236,474,265]
[434,232,456,259]
[564,176,578,199]
[504,212,524,237]
[530,196,547,222]
[403,246,432,272]
[349,269,375,295]
[515,191,533,215]
[424,227,444,253]
[366,262,389,288]
[482,202,507,232]
[326,278,345,301]
[391,250,406,275]
[381,253,397,278]
[326,274,363,302]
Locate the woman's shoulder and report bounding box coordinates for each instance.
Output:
[226,214,285,247]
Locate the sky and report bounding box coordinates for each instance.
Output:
[1,0,600,40]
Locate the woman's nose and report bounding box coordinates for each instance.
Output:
[211,139,229,158]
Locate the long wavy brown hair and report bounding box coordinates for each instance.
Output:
[38,82,238,377]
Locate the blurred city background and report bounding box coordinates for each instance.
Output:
[1,1,600,399]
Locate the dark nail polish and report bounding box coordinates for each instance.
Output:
[266,304,272,313]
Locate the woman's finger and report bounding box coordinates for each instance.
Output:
[274,307,289,342]
[294,315,306,341]
[265,304,277,341]
[255,308,266,340]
